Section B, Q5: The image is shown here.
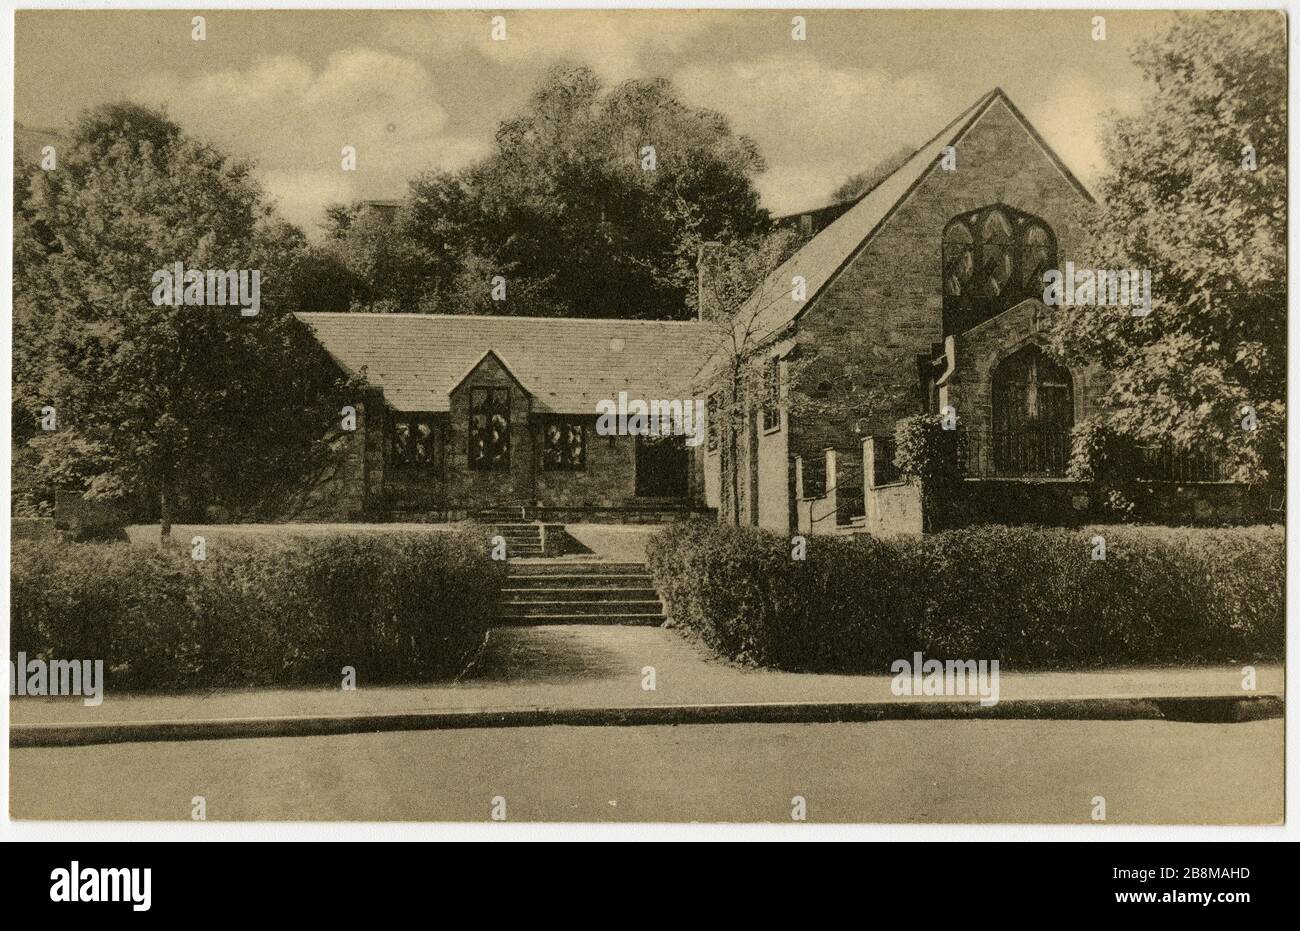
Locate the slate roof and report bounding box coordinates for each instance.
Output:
[296,312,710,414]
[722,88,1093,356]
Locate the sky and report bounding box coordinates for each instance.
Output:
[14,9,1177,234]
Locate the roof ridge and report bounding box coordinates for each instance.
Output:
[772,91,1002,222]
[294,311,704,324]
[709,87,1005,359]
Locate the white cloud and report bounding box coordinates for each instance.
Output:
[674,56,951,214]
[129,49,488,231]
[378,10,720,82]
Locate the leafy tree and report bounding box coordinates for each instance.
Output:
[391,65,770,319]
[256,218,354,314]
[829,146,914,203]
[16,103,353,537]
[320,202,429,312]
[694,228,891,525]
[1050,11,1285,486]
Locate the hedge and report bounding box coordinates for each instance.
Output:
[646,522,1283,671]
[11,531,506,691]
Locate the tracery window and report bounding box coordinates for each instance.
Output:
[942,205,1057,334]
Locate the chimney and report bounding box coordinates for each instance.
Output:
[697,241,724,322]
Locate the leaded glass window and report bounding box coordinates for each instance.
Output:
[388,414,438,468]
[542,418,586,471]
[469,387,510,471]
[762,359,781,432]
[941,204,1057,335]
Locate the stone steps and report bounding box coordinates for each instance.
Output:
[490,522,544,557]
[502,600,664,618]
[502,586,661,602]
[499,562,665,626]
[506,562,648,576]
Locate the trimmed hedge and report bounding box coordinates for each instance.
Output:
[11,531,505,691]
[647,521,1283,671]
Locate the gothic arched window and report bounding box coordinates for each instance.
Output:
[942,205,1057,335]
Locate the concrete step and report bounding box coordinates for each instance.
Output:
[505,575,652,588]
[505,562,649,576]
[497,612,665,626]
[502,587,660,602]
[497,559,664,625]
[502,600,664,618]
[506,571,650,584]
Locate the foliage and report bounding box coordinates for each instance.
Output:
[12,103,356,529]
[646,521,1283,672]
[320,202,433,313]
[1067,419,1136,485]
[1067,419,1140,520]
[829,146,914,203]
[330,65,770,319]
[1050,11,1286,485]
[11,531,504,690]
[893,414,963,530]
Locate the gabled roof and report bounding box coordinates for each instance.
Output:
[726,87,1093,354]
[296,312,709,414]
[447,349,533,397]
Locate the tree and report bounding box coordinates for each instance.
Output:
[389,65,770,320]
[829,146,914,203]
[257,218,354,314]
[16,103,353,538]
[321,202,430,312]
[693,229,888,525]
[692,231,796,524]
[1050,11,1285,486]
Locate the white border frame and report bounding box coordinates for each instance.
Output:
[1,0,1293,843]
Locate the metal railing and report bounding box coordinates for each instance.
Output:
[1134,445,1229,483]
[957,428,1229,482]
[959,428,1071,478]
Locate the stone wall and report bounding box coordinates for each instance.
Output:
[534,419,639,508]
[862,435,923,536]
[755,405,790,531]
[939,299,1108,442]
[948,479,1275,529]
[789,96,1091,472]
[280,389,377,521]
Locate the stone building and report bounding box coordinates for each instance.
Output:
[295,312,711,521]
[297,88,1253,532]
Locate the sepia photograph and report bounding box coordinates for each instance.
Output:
[2,2,1289,859]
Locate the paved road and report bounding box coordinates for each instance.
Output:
[10,719,1281,823]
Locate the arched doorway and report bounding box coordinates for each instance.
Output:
[991,345,1073,476]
